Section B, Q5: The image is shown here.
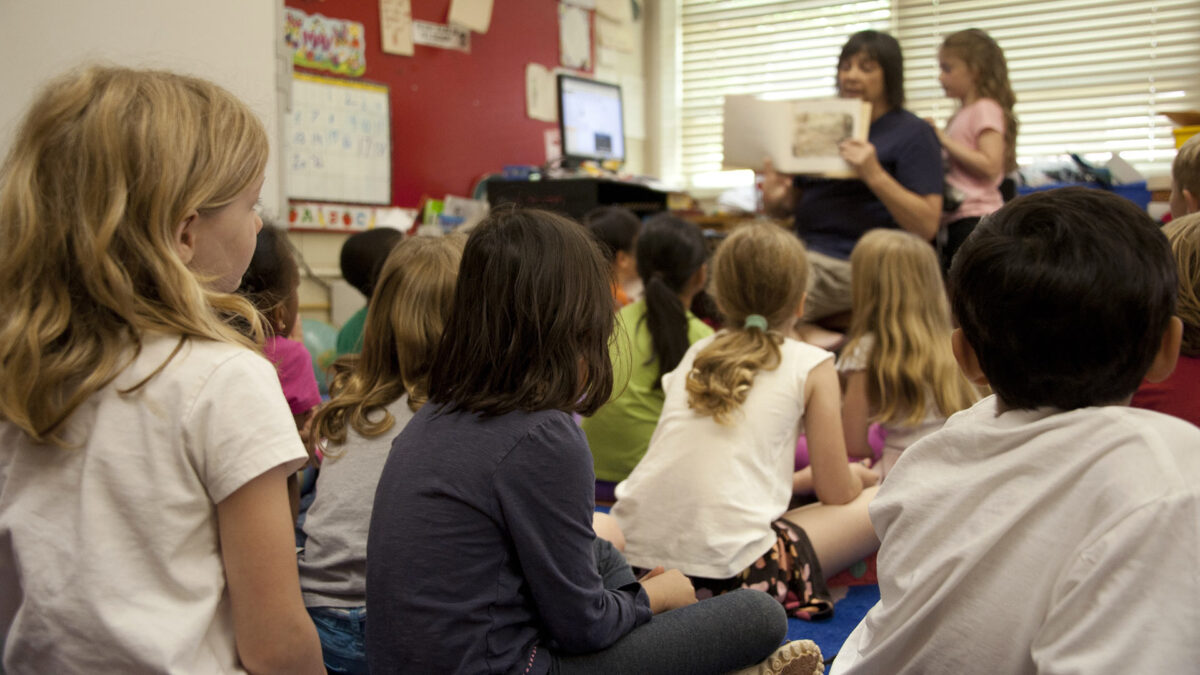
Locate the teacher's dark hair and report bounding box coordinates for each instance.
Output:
[840,30,905,110]
[428,207,615,416]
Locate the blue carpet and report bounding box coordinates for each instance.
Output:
[787,584,879,661]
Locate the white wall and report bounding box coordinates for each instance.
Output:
[0,0,287,214]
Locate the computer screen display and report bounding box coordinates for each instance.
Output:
[558,74,625,164]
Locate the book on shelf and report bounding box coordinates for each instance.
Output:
[722,96,871,178]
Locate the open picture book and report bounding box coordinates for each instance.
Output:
[722,96,871,178]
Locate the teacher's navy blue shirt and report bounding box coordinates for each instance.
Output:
[794,108,943,260]
[366,405,652,674]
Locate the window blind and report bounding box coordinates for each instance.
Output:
[899,0,1200,178]
[679,0,891,188]
[677,0,1200,188]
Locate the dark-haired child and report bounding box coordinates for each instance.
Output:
[239,224,322,438]
[336,227,404,356]
[582,215,712,499]
[832,187,1200,673]
[366,208,823,675]
[583,205,642,307]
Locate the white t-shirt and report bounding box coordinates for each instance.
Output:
[836,334,946,478]
[613,333,833,578]
[832,396,1200,674]
[299,395,414,608]
[0,334,308,674]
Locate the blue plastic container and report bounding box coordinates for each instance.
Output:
[1016,181,1151,211]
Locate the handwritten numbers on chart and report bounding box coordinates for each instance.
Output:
[286,75,391,204]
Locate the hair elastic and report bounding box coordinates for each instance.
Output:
[743,314,768,331]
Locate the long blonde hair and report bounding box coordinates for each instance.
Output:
[686,224,808,424]
[1164,212,1200,357]
[312,234,465,456]
[942,28,1019,173]
[843,230,978,426]
[0,66,269,446]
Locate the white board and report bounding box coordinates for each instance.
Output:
[287,73,391,204]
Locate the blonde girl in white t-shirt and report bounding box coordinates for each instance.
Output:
[0,66,323,673]
[614,223,879,620]
[838,229,980,479]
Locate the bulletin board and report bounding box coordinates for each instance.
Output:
[284,0,567,206]
[286,73,392,205]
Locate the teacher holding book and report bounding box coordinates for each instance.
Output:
[763,30,943,329]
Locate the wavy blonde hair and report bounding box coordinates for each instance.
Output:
[843,229,978,426]
[942,29,1019,173]
[0,66,269,447]
[312,234,465,457]
[686,223,807,424]
[1163,212,1200,357]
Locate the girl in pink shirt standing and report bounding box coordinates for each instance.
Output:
[930,28,1018,273]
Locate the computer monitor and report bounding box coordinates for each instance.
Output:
[558,74,625,166]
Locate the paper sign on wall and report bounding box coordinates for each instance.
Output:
[595,13,634,52]
[558,4,591,70]
[526,63,557,122]
[288,202,377,230]
[448,0,493,33]
[596,0,633,22]
[413,20,471,51]
[379,0,414,56]
[284,9,367,77]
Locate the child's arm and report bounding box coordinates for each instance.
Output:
[841,370,875,460]
[804,359,865,505]
[218,464,325,675]
[933,124,1005,182]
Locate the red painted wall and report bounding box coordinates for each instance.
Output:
[285,0,571,206]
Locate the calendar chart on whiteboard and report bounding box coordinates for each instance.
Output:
[287,73,391,204]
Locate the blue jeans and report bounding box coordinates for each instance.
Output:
[308,606,369,674]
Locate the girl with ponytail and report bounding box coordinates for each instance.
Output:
[612,223,879,619]
[582,214,711,500]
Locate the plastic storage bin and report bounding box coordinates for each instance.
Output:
[1016,182,1151,212]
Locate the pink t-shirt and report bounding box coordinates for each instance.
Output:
[1131,354,1200,428]
[263,335,323,416]
[942,98,1006,224]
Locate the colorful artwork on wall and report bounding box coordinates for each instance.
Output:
[284,8,367,77]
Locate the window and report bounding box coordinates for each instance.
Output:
[675,0,1200,188]
[679,0,891,189]
[899,0,1200,178]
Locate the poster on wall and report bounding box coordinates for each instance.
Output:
[287,74,391,205]
[558,4,591,71]
[413,21,471,51]
[380,0,414,56]
[284,8,367,77]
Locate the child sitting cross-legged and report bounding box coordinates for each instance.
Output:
[832,187,1200,673]
[366,208,825,675]
[298,233,465,674]
[613,223,879,620]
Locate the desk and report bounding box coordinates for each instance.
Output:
[486,178,668,220]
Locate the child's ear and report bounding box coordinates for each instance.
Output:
[175,210,201,264]
[1144,316,1183,383]
[615,249,636,278]
[1185,188,1200,215]
[951,328,990,386]
[794,292,808,319]
[689,262,708,293]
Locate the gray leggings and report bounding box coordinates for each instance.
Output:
[550,539,787,675]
